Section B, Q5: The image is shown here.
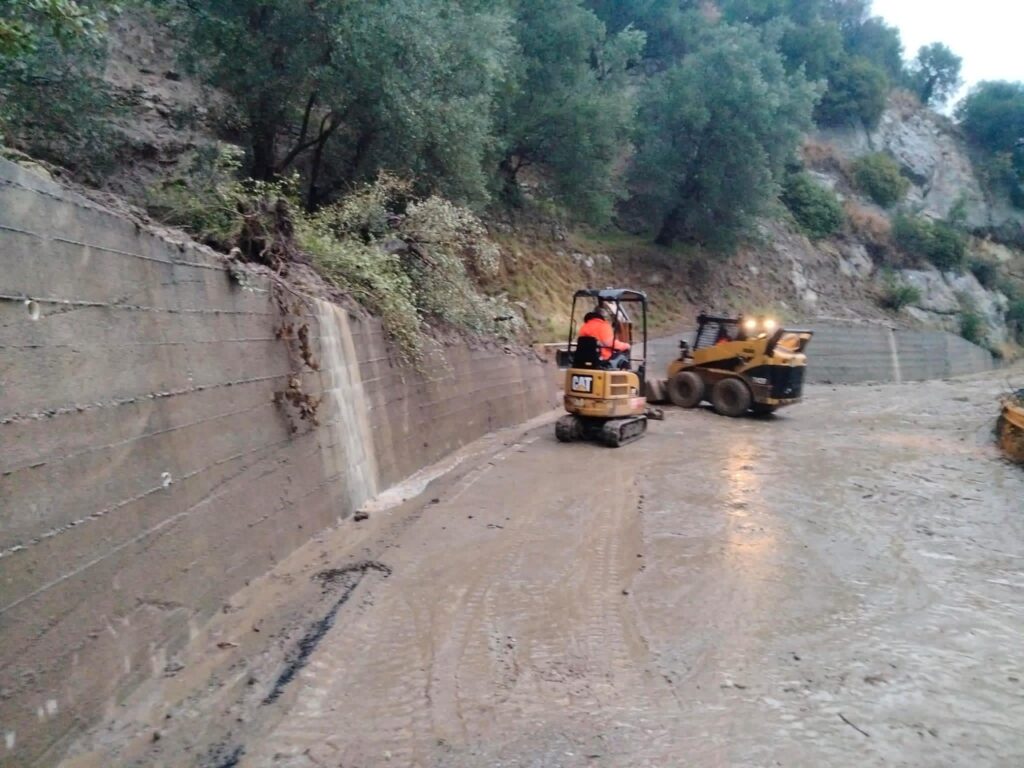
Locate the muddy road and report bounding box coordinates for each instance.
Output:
[65,374,1024,768]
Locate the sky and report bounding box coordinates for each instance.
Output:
[871,0,1024,106]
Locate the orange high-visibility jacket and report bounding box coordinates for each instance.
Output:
[579,317,630,360]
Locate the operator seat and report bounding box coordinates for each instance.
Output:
[572,336,602,368]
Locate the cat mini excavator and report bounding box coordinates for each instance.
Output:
[554,289,662,447]
[652,313,813,417]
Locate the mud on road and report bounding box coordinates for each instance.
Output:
[64,374,1024,768]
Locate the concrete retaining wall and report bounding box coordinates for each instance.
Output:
[648,321,994,385]
[0,159,555,765]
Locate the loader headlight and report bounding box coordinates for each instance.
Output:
[764,318,777,332]
[743,318,758,333]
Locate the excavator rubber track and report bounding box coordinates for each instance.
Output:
[599,415,647,448]
[555,414,583,442]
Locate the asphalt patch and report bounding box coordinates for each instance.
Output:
[262,561,392,704]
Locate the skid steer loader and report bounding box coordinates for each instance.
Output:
[652,313,813,417]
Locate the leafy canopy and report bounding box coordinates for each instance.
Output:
[498,0,644,222]
[631,23,818,248]
[0,0,120,177]
[908,43,962,107]
[177,0,513,207]
[0,0,114,59]
[956,81,1024,208]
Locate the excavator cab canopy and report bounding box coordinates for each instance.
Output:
[556,288,649,379]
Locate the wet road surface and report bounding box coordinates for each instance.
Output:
[65,375,1024,767]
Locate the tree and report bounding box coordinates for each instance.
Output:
[957,81,1024,207]
[179,0,513,208]
[908,43,962,106]
[957,81,1024,153]
[842,16,903,81]
[0,0,120,176]
[631,24,818,248]
[778,20,844,80]
[585,0,704,62]
[815,55,888,128]
[498,0,644,222]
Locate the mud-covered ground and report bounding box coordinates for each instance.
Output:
[63,374,1024,768]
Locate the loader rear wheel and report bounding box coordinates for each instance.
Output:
[667,370,705,408]
[711,377,751,417]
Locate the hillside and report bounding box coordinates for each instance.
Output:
[3,6,1023,359]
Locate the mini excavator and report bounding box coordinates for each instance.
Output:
[554,289,661,447]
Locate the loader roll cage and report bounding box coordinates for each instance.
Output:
[556,288,649,383]
[690,312,813,357]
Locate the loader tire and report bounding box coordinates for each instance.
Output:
[711,377,751,417]
[667,370,705,408]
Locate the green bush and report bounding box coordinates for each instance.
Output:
[927,221,968,271]
[892,214,967,271]
[959,311,984,345]
[878,270,921,311]
[851,153,910,207]
[781,172,844,239]
[1007,296,1024,342]
[306,176,525,359]
[968,256,998,288]
[150,166,523,362]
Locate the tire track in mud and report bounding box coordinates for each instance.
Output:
[247,439,555,766]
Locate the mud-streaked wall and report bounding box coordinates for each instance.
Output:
[0,159,555,764]
[648,321,995,386]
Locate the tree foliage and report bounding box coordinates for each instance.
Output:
[5,0,988,260]
[956,81,1024,208]
[498,0,644,222]
[631,24,818,248]
[0,0,120,176]
[842,16,902,81]
[815,55,888,127]
[908,43,962,106]
[176,0,513,209]
[0,0,114,59]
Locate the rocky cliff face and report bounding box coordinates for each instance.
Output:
[800,95,1023,355]
[816,99,990,229]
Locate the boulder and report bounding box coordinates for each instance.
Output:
[837,241,873,279]
[900,268,960,314]
[946,270,1009,345]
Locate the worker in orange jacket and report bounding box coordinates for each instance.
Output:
[578,306,631,368]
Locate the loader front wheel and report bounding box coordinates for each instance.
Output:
[667,370,705,408]
[711,377,752,417]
